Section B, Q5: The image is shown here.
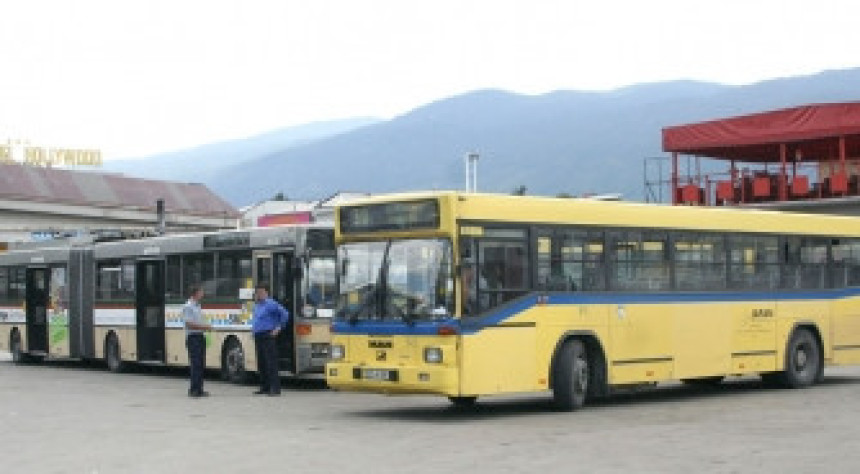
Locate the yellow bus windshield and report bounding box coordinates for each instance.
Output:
[336,238,454,322]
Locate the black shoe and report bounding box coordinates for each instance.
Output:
[253,389,269,395]
[189,390,209,398]
[267,391,281,397]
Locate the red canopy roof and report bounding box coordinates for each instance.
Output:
[662,102,860,162]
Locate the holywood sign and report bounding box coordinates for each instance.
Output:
[0,140,102,167]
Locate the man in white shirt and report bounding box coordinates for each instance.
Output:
[183,286,212,397]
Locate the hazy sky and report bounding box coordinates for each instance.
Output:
[1,0,859,160]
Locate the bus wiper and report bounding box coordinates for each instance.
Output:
[400,295,422,326]
[401,305,416,326]
[348,284,379,324]
[377,240,393,321]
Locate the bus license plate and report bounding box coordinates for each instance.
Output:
[363,369,398,381]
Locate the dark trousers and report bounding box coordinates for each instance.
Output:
[186,334,206,394]
[254,332,280,394]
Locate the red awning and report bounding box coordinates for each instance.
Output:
[662,102,860,162]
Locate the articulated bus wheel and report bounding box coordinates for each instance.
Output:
[10,331,24,364]
[105,334,125,373]
[221,338,248,384]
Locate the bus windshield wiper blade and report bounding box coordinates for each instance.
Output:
[401,306,416,326]
[344,284,379,323]
[377,240,393,321]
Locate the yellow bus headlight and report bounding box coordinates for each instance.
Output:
[331,344,345,360]
[424,347,443,364]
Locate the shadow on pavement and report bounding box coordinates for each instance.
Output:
[2,358,329,390]
[342,374,860,422]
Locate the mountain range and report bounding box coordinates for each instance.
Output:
[109,68,860,206]
[104,117,379,184]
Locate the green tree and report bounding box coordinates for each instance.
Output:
[511,185,527,196]
[272,192,287,201]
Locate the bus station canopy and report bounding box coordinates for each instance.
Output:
[662,102,860,162]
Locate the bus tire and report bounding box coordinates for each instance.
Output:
[771,328,821,389]
[221,338,248,384]
[105,333,125,373]
[552,339,589,411]
[448,396,477,408]
[10,329,24,364]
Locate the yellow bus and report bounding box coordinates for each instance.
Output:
[326,191,860,409]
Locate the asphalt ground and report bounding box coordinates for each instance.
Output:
[2,352,860,473]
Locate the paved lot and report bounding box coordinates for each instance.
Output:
[2,352,860,473]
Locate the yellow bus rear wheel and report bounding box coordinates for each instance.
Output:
[765,328,822,389]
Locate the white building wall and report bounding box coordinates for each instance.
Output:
[0,201,237,244]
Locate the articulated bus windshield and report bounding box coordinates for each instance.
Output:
[304,255,337,315]
[336,239,453,322]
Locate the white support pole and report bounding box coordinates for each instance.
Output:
[466,152,479,192]
[464,153,472,192]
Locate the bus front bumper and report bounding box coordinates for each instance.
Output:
[326,361,459,396]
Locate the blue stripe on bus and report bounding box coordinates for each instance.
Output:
[332,318,459,336]
[333,287,860,336]
[545,287,860,305]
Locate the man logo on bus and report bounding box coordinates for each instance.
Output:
[376,350,387,362]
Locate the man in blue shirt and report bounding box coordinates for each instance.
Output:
[252,284,290,396]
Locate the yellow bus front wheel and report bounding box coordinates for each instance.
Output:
[552,339,589,411]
